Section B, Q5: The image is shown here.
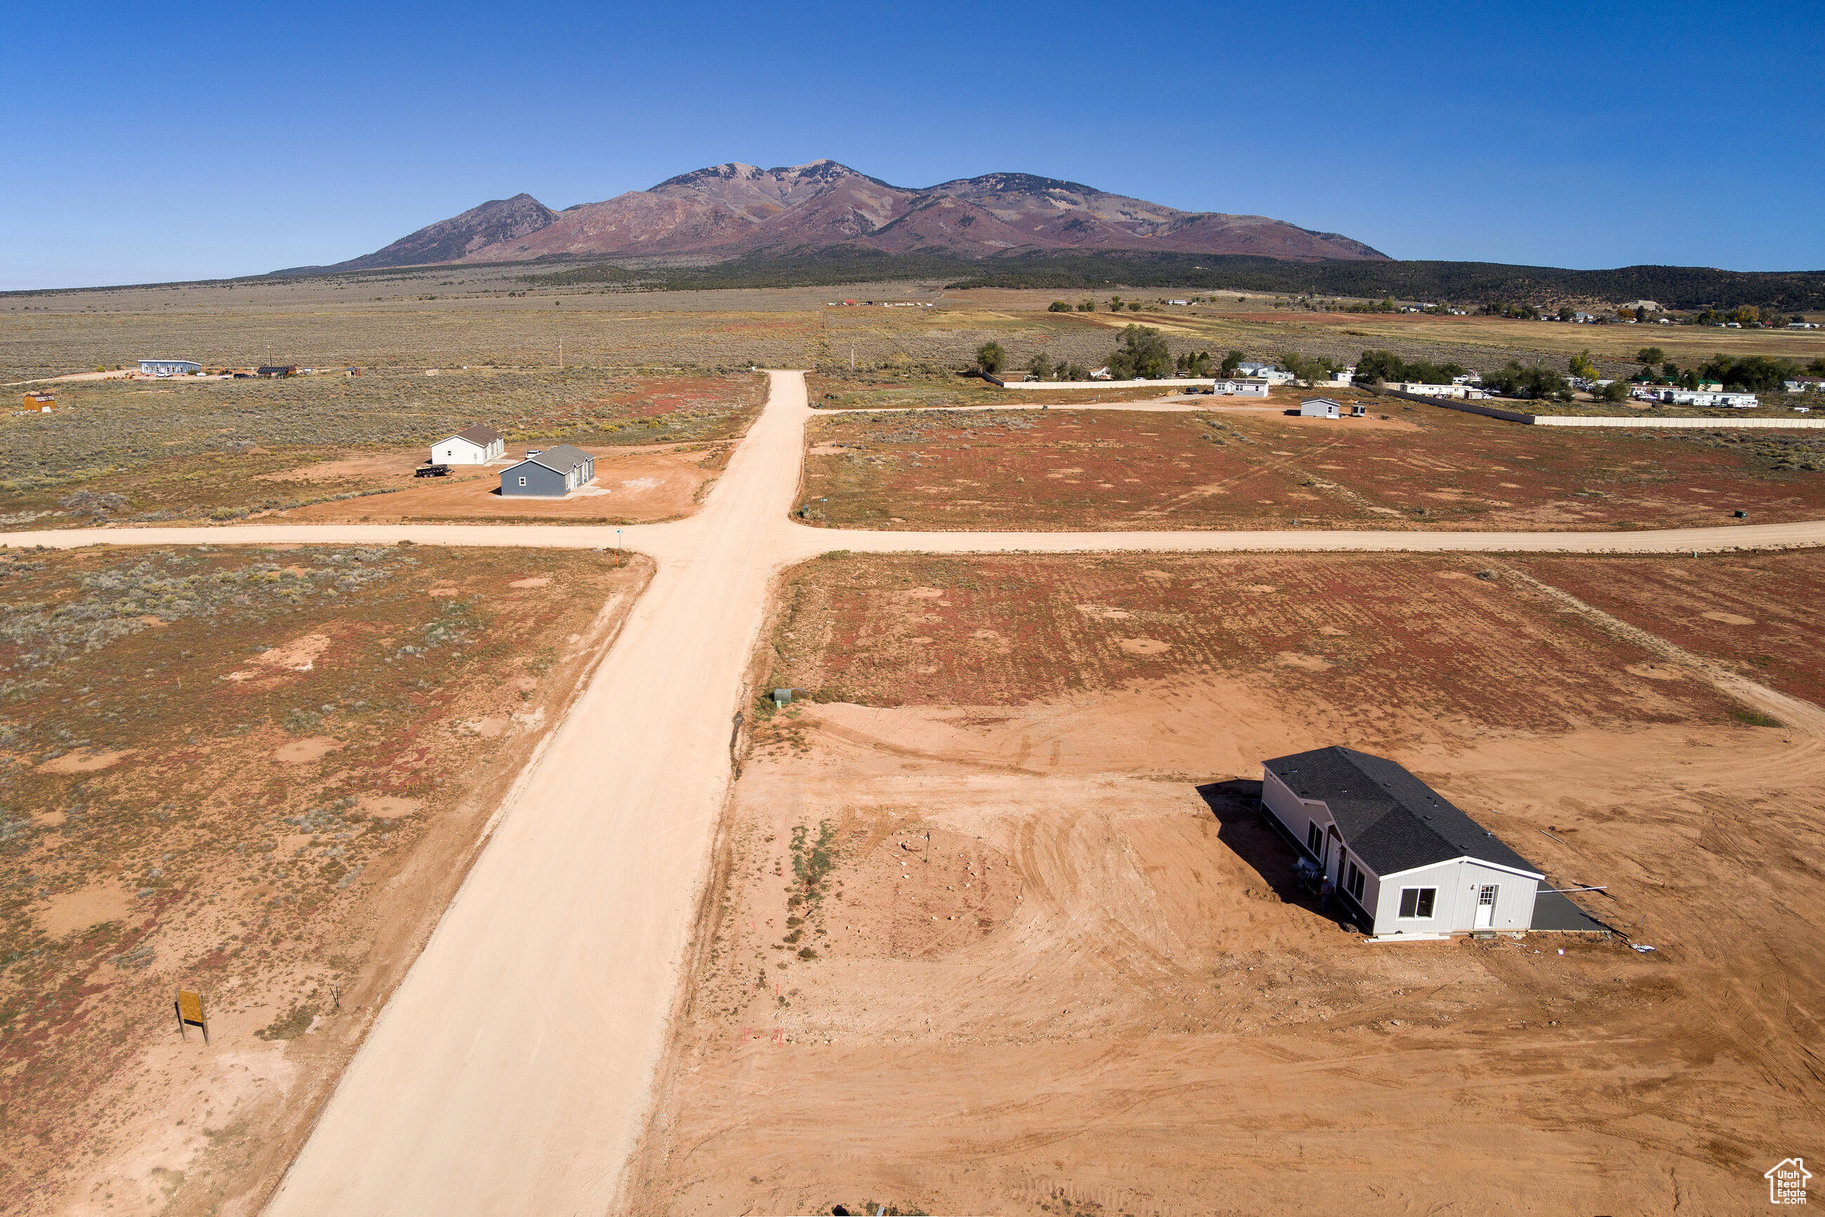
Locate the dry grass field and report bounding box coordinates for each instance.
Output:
[0,544,650,1216]
[627,550,1825,1217]
[0,371,763,527]
[800,397,1825,530]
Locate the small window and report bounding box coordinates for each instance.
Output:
[517,476,527,487]
[1347,861,1365,901]
[1305,822,1322,856]
[1399,887,1436,918]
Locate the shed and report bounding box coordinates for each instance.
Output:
[432,425,506,466]
[1300,397,1342,419]
[256,365,298,378]
[139,358,201,376]
[500,444,596,498]
[1260,746,1587,938]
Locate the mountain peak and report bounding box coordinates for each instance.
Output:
[318,160,1388,270]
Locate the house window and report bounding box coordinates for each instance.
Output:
[1305,821,1323,856]
[1346,860,1365,901]
[517,476,527,487]
[1399,887,1437,918]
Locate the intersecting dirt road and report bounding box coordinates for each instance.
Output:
[7,373,1824,1215]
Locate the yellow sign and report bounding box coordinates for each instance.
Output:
[177,990,204,1023]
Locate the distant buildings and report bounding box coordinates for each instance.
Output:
[139,358,201,376]
[500,445,596,497]
[1394,382,1491,400]
[1632,387,1760,408]
[1236,361,1294,385]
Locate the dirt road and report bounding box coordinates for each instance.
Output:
[4,373,1824,1215]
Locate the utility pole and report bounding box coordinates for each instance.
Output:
[850,344,855,372]
[558,340,563,370]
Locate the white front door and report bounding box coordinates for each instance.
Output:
[1474,885,1498,928]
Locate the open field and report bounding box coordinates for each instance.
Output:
[0,543,651,1216]
[1516,550,1825,708]
[627,550,1824,1216]
[0,370,762,526]
[800,396,1825,530]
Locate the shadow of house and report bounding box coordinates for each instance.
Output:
[1197,779,1362,930]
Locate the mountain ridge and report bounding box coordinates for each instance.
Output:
[313,160,1389,272]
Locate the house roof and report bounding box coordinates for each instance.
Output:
[451,425,504,446]
[513,443,593,475]
[1264,746,1541,878]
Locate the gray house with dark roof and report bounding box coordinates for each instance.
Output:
[499,445,595,497]
[1262,746,1548,937]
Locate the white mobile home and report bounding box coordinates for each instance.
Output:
[139,358,202,377]
[1210,377,1271,397]
[1261,746,1552,937]
[432,425,506,465]
[1300,397,1341,419]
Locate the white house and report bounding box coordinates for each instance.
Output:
[1261,746,1558,938]
[431,425,506,466]
[139,358,201,377]
[1300,397,1341,419]
[1237,361,1295,385]
[1328,366,1356,387]
[1645,388,1759,409]
[1210,377,1271,397]
[1395,382,1491,400]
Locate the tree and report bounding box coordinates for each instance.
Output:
[974,341,1006,374]
[1176,350,1214,377]
[1128,301,1142,312]
[1027,352,1055,380]
[1637,346,1665,365]
[1597,380,1630,403]
[1107,296,1125,312]
[1047,300,1072,313]
[1220,349,1244,376]
[1104,325,1173,380]
[1062,362,1090,381]
[1557,306,1577,322]
[1568,350,1599,379]
[1482,362,1571,401]
[1076,298,1095,312]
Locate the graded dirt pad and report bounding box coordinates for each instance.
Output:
[801,399,1825,531]
[1516,549,1825,707]
[0,544,651,1217]
[626,551,1824,1217]
[272,442,727,524]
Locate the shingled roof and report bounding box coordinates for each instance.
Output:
[453,425,503,446]
[1265,746,1542,878]
[520,444,592,475]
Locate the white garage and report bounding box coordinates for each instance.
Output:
[432,425,506,466]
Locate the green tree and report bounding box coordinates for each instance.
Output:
[974,341,1006,374]
[1047,300,1072,313]
[1127,301,1142,312]
[1597,380,1630,403]
[1176,350,1214,377]
[1076,298,1095,312]
[1483,362,1572,401]
[1062,362,1090,381]
[1637,346,1665,365]
[1569,350,1599,379]
[1104,325,1173,379]
[1107,295,1125,312]
[1027,352,1055,380]
[1220,349,1245,376]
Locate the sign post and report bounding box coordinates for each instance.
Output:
[175,989,209,1044]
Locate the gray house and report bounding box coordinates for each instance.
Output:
[499,445,596,497]
[1262,746,1573,938]
[1300,396,1342,418]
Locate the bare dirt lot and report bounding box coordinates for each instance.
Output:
[1516,549,1825,708]
[0,370,763,528]
[626,551,1823,1217]
[269,442,726,524]
[800,398,1825,530]
[0,544,651,1216]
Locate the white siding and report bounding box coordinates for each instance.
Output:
[1371,858,1538,935]
[432,436,504,466]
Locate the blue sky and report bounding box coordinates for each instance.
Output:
[3,0,1820,289]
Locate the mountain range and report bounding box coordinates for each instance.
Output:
[317,160,1388,272]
